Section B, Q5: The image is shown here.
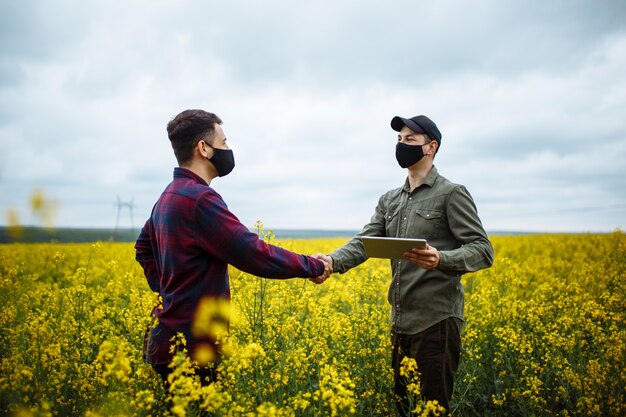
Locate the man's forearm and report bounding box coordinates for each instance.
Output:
[329,236,369,274]
[437,237,494,273]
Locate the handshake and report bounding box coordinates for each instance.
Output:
[309,253,333,284]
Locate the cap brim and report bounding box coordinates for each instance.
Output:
[391,116,425,134]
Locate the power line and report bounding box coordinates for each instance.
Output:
[114,196,135,236]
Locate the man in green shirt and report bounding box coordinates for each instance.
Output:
[315,115,494,415]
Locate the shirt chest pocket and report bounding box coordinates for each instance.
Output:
[409,208,446,239]
[384,206,402,236]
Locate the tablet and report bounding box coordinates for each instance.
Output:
[360,236,427,259]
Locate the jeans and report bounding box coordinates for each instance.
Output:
[391,317,463,416]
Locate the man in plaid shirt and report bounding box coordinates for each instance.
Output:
[135,109,330,386]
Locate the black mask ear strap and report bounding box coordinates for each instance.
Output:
[201,140,212,157]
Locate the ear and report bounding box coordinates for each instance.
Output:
[428,140,439,156]
[197,140,214,159]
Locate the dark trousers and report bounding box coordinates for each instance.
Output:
[145,322,220,390]
[391,318,462,416]
[153,363,217,389]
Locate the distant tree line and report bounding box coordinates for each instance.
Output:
[0,227,139,243]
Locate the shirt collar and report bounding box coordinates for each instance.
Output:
[402,165,439,193]
[173,167,209,186]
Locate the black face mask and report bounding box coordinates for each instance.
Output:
[208,147,235,177]
[395,142,426,168]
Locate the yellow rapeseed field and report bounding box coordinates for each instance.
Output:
[1,231,624,416]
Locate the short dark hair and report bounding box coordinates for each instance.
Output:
[167,109,222,165]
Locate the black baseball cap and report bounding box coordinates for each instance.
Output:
[391,115,442,143]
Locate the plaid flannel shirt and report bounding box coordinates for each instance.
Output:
[135,167,324,332]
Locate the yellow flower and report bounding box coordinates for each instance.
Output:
[193,343,217,366]
[192,296,231,338]
[0,233,624,416]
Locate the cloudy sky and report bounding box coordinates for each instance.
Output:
[1,0,625,233]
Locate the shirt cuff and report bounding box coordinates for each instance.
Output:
[437,250,453,271]
[329,254,343,274]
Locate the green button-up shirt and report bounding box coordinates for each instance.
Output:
[329,166,494,335]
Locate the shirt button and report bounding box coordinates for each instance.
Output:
[426,214,430,217]
[409,197,412,200]
[403,217,406,220]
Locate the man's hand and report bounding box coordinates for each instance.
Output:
[309,253,333,284]
[403,244,440,270]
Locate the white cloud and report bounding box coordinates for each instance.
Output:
[1,0,625,233]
